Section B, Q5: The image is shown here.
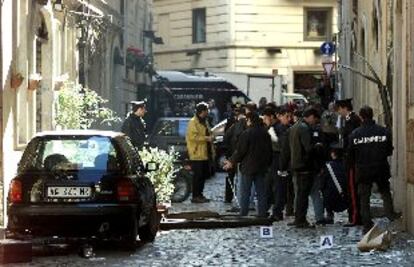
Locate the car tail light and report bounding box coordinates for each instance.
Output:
[117,179,137,202]
[9,179,23,203]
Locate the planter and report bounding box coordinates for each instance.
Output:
[28,80,41,91]
[11,73,24,89]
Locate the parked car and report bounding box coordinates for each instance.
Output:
[7,130,159,249]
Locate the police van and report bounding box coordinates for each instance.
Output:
[148,71,251,128]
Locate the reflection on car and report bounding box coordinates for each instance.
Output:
[7,130,159,249]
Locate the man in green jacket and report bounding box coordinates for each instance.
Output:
[186,102,214,203]
[281,107,320,228]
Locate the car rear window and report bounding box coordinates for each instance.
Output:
[19,136,120,175]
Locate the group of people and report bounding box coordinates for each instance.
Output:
[122,97,400,234]
[185,97,400,233]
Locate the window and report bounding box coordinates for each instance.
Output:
[304,8,332,41]
[192,8,206,43]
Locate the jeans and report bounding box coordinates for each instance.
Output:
[239,173,267,217]
[310,174,325,222]
[236,171,255,208]
[294,172,314,224]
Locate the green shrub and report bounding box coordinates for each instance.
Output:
[139,147,179,204]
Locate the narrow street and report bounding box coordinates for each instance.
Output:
[8,173,414,267]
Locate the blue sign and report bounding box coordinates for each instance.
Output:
[320,42,336,55]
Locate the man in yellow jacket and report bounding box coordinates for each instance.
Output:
[186,102,214,203]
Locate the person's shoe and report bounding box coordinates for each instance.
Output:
[295,221,315,229]
[315,220,327,226]
[191,197,209,203]
[269,214,283,222]
[199,195,211,202]
[285,211,294,217]
[227,207,240,213]
[343,222,357,227]
[287,221,297,227]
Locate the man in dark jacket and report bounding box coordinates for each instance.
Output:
[223,112,272,217]
[282,107,320,228]
[223,104,243,203]
[265,107,292,221]
[121,100,147,150]
[348,106,399,233]
[336,98,362,226]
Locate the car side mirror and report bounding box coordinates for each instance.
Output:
[146,162,158,172]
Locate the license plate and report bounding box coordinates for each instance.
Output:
[47,187,91,198]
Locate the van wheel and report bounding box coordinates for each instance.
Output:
[138,205,159,242]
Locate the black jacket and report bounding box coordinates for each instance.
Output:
[230,125,272,176]
[224,117,247,158]
[348,120,393,181]
[282,119,315,173]
[121,113,147,149]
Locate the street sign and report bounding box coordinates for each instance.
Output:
[322,62,335,76]
[320,42,336,55]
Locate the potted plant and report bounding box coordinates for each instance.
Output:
[11,72,24,89]
[138,147,179,208]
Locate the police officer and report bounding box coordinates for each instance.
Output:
[335,98,362,226]
[121,100,147,150]
[348,106,399,233]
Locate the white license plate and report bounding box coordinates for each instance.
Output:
[47,187,91,198]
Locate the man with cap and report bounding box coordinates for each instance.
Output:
[121,100,147,150]
[335,98,362,226]
[186,101,215,203]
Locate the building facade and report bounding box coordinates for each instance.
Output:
[0,0,153,226]
[338,0,414,234]
[153,0,338,103]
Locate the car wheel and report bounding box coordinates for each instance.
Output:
[138,204,159,242]
[171,170,191,203]
[122,216,138,251]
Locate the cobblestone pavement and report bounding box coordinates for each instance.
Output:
[6,173,414,267]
